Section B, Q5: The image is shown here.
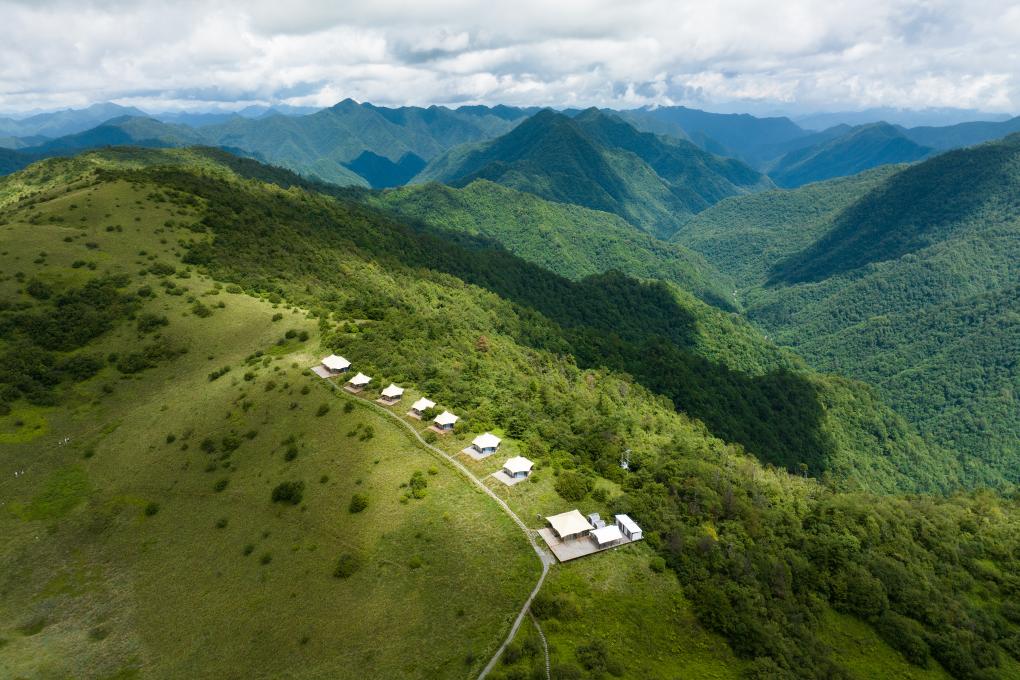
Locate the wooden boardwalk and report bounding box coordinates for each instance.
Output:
[538,527,639,562]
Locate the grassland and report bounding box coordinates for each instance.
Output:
[0,178,537,679]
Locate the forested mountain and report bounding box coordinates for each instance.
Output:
[675,134,1020,480]
[903,116,1020,150]
[369,178,737,309]
[5,147,1020,680]
[767,123,933,188]
[414,109,770,237]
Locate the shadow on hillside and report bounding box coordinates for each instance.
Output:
[132,156,840,478]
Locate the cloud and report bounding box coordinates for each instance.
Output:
[0,0,1016,114]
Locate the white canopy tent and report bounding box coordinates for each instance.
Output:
[591,525,624,546]
[472,432,502,453]
[321,354,351,372]
[347,372,372,386]
[546,509,594,540]
[434,411,459,428]
[502,456,534,476]
[380,383,404,399]
[410,397,435,412]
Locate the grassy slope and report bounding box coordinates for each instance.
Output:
[371,179,737,310]
[0,178,537,679]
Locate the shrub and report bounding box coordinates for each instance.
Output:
[271,481,304,505]
[192,302,212,318]
[242,543,254,556]
[649,556,666,573]
[165,433,176,444]
[144,502,160,516]
[215,517,228,529]
[272,313,283,322]
[136,313,169,334]
[408,471,428,499]
[213,478,229,492]
[208,366,231,381]
[348,493,368,513]
[333,552,361,578]
[554,470,593,502]
[316,403,330,417]
[342,402,354,413]
[260,552,272,565]
[408,555,423,569]
[284,445,298,461]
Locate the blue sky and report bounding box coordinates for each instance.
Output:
[1,0,1017,114]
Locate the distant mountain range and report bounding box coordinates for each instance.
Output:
[1,99,1019,192]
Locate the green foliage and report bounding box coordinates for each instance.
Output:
[348,493,368,513]
[270,481,304,505]
[554,470,592,502]
[333,552,361,579]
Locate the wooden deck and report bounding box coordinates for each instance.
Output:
[537,527,639,562]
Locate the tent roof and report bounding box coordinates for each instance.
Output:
[434,411,459,425]
[592,525,624,545]
[503,456,534,474]
[547,509,594,538]
[348,372,371,385]
[381,383,404,398]
[411,397,435,411]
[472,432,502,449]
[615,514,641,534]
[322,354,350,370]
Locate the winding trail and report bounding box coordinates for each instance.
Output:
[318,375,554,679]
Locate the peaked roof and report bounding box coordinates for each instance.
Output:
[348,372,371,385]
[546,509,594,537]
[322,354,350,370]
[381,383,404,398]
[503,456,533,474]
[472,432,502,449]
[434,410,459,426]
[411,397,435,411]
[592,525,624,545]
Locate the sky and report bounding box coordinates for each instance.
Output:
[1,0,1018,115]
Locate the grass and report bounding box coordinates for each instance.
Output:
[0,179,538,679]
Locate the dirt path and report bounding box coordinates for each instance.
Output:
[318,374,553,679]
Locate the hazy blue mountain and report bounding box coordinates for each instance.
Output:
[0,134,50,150]
[768,123,933,188]
[0,102,146,138]
[902,116,1020,150]
[27,115,204,155]
[621,105,809,166]
[795,107,1014,130]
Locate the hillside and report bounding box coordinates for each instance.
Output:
[414,109,770,237]
[0,102,146,139]
[767,123,933,188]
[677,135,1020,481]
[4,149,1020,680]
[904,116,1020,150]
[370,179,737,310]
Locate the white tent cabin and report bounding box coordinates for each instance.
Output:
[321,354,351,374]
[408,397,435,419]
[379,383,404,403]
[591,524,624,548]
[615,514,643,541]
[433,410,459,432]
[502,456,534,479]
[471,432,502,456]
[546,509,594,541]
[345,372,372,393]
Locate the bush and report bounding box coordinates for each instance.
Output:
[136,313,169,334]
[208,366,230,381]
[284,445,298,461]
[554,470,593,502]
[316,403,330,417]
[348,493,368,513]
[649,556,666,573]
[334,552,361,579]
[874,610,931,667]
[213,478,229,492]
[192,301,212,318]
[144,502,160,516]
[271,481,304,505]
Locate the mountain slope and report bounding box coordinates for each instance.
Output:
[414,109,770,237]
[677,135,1020,480]
[768,123,933,188]
[903,116,1020,150]
[370,179,737,309]
[4,149,1020,680]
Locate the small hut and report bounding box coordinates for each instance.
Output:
[432,411,459,432]
[471,432,502,456]
[321,354,351,374]
[591,524,625,548]
[502,456,534,479]
[379,383,404,404]
[615,514,643,541]
[345,372,372,393]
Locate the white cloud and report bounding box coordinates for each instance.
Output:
[0,0,1016,114]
